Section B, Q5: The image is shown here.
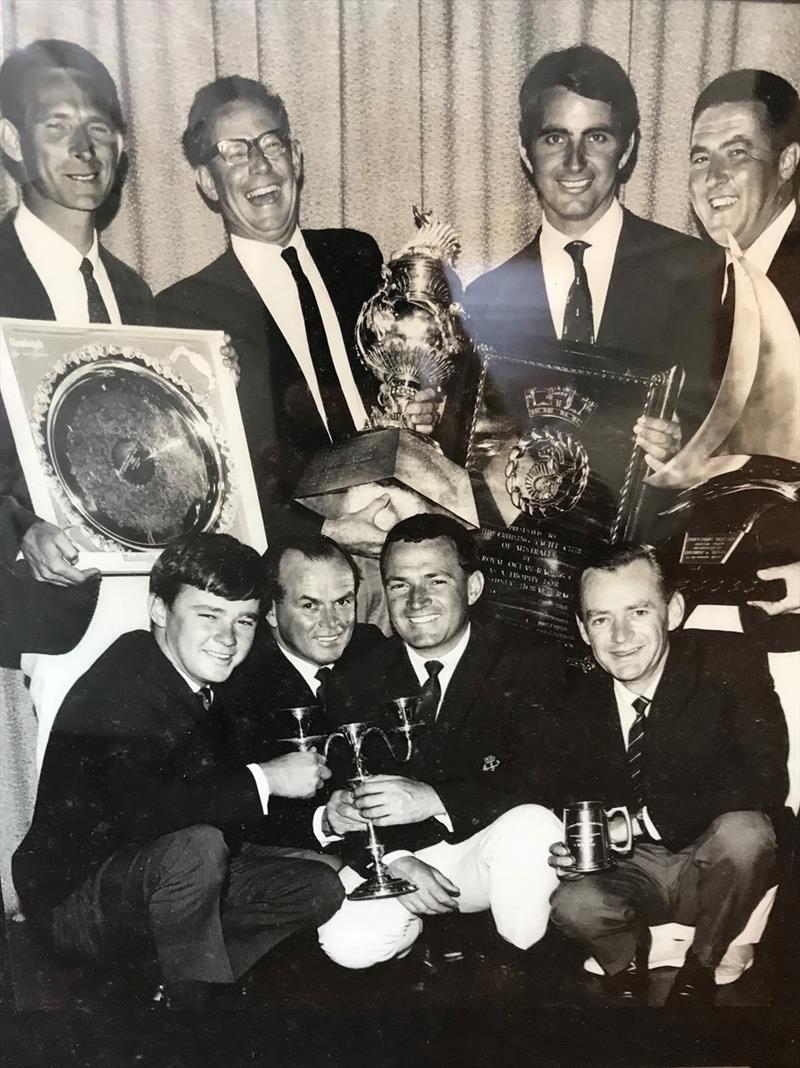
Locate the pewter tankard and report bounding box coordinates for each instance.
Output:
[563,801,633,873]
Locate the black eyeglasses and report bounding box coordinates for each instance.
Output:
[207,128,290,166]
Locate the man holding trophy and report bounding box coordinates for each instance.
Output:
[317,514,565,970]
[548,545,790,1005]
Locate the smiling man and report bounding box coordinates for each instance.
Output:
[462,45,720,461]
[548,544,790,1005]
[316,513,565,970]
[13,533,342,1007]
[156,76,435,559]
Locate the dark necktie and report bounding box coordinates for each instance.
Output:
[198,685,214,713]
[315,666,332,708]
[79,258,111,323]
[418,660,443,723]
[280,246,356,442]
[712,261,736,389]
[627,695,649,811]
[562,240,594,344]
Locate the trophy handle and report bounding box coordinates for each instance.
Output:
[606,805,634,853]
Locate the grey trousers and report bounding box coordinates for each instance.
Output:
[51,824,344,984]
[550,811,777,975]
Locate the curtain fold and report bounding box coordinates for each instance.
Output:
[1,0,798,291]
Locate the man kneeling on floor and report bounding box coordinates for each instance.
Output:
[316,514,566,968]
[548,544,791,1005]
[13,533,343,1007]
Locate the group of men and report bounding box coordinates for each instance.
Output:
[0,37,796,1009]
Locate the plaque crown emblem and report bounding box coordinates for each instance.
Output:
[524,385,597,427]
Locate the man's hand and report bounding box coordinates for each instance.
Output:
[321,494,398,557]
[351,774,444,826]
[748,561,800,616]
[21,520,100,586]
[220,333,241,386]
[324,787,367,835]
[403,387,440,436]
[634,415,682,471]
[259,750,331,799]
[547,841,583,881]
[386,856,460,916]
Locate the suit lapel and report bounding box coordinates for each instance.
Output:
[0,215,55,319]
[521,233,556,341]
[434,628,492,734]
[647,634,696,738]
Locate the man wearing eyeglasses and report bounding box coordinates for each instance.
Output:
[156,76,436,559]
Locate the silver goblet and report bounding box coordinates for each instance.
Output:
[275,705,328,753]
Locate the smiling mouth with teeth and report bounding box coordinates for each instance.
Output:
[245,186,279,201]
[709,196,738,209]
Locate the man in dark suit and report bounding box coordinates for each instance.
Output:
[155,76,435,557]
[221,532,386,852]
[13,533,343,1007]
[316,514,564,969]
[688,69,800,626]
[548,544,790,1005]
[461,45,719,464]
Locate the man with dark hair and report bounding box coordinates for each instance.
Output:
[156,76,436,555]
[221,533,385,852]
[316,513,564,969]
[548,543,790,1005]
[13,533,343,1007]
[461,44,718,462]
[688,69,800,623]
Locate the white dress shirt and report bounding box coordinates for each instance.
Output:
[275,638,332,698]
[14,201,122,324]
[404,624,472,719]
[612,656,667,840]
[231,229,370,438]
[539,198,624,340]
[722,199,796,300]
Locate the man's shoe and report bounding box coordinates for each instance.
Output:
[600,928,651,1001]
[664,953,717,1007]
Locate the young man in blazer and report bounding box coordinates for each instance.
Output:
[548,544,790,1005]
[13,533,342,1007]
[315,513,565,970]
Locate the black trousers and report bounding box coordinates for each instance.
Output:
[550,811,777,975]
[50,824,344,984]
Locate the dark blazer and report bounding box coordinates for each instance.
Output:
[155,230,383,538]
[331,623,567,867]
[220,622,387,850]
[13,630,263,924]
[0,211,154,666]
[557,630,791,854]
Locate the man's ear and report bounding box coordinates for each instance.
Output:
[289,138,303,183]
[778,141,800,186]
[467,569,485,606]
[265,600,278,630]
[617,130,636,173]
[149,593,167,630]
[517,134,534,176]
[195,164,219,203]
[576,615,590,646]
[0,118,24,164]
[667,589,685,631]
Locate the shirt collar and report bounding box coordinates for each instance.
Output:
[230,226,304,267]
[273,632,332,693]
[15,200,100,271]
[405,622,471,678]
[540,198,624,256]
[612,650,668,710]
[731,199,796,274]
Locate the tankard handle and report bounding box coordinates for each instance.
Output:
[605,805,633,853]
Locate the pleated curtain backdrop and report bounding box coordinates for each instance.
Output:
[1,0,799,291]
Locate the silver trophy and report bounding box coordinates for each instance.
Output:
[325,697,424,901]
[275,705,328,752]
[563,801,633,873]
[355,206,468,430]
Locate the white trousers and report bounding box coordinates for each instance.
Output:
[317,803,561,970]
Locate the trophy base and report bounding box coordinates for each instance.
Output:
[348,876,417,900]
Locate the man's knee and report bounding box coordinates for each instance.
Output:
[486,804,562,852]
[700,812,777,871]
[550,878,634,940]
[303,863,346,927]
[318,902,422,970]
[155,824,229,889]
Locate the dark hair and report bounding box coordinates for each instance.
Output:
[576,543,673,617]
[519,44,640,183]
[0,38,124,133]
[265,534,360,606]
[693,69,800,192]
[149,533,264,607]
[182,76,290,167]
[379,514,481,580]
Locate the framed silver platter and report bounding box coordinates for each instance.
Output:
[40,354,229,549]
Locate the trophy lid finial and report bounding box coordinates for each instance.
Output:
[390,205,461,265]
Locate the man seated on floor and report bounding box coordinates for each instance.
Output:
[12,532,344,1008]
[548,544,791,1006]
[221,532,386,853]
[316,513,565,969]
